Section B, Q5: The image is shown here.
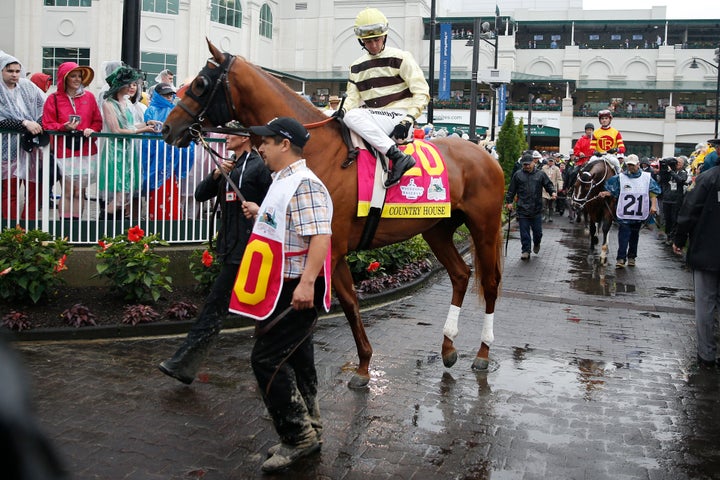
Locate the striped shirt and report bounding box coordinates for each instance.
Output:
[344,46,429,120]
[273,159,333,278]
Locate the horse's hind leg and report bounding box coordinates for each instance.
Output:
[422,222,471,369]
[332,258,372,389]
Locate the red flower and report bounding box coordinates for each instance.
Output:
[127,225,145,243]
[98,240,107,250]
[367,261,381,273]
[54,254,67,273]
[202,250,214,267]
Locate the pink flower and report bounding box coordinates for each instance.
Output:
[367,261,381,273]
[202,250,214,267]
[0,267,12,276]
[128,226,145,243]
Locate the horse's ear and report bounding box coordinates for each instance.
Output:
[206,38,223,63]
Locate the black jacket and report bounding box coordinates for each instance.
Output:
[505,166,556,218]
[195,149,272,264]
[657,166,688,204]
[674,167,720,271]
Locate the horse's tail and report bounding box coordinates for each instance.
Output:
[473,216,504,305]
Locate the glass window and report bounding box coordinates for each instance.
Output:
[211,0,242,29]
[141,51,178,87]
[260,4,273,39]
[44,0,92,6]
[142,0,179,15]
[42,47,90,83]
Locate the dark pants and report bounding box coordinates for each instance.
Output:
[616,221,642,261]
[183,262,239,343]
[662,201,680,241]
[693,269,720,362]
[251,279,323,446]
[518,214,543,253]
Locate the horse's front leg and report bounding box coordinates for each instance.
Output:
[332,258,372,389]
[600,216,612,265]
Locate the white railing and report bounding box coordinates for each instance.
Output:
[0,130,228,244]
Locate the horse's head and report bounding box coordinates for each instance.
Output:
[572,159,612,210]
[163,39,236,147]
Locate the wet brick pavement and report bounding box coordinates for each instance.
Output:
[13,214,720,479]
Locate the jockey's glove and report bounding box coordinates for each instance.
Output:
[331,108,345,120]
[391,116,414,140]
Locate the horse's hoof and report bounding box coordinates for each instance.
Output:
[472,357,490,372]
[442,350,458,368]
[348,374,370,389]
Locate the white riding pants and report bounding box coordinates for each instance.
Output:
[343,108,410,154]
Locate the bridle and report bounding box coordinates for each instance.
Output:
[571,158,611,210]
[176,53,238,141]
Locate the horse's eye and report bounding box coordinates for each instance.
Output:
[193,76,209,96]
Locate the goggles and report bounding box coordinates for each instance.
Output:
[354,23,388,39]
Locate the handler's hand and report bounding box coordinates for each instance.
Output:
[598,191,611,198]
[242,201,259,219]
[672,244,683,255]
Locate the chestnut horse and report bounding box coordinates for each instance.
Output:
[163,41,505,388]
[571,156,617,263]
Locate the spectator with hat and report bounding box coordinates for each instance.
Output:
[42,62,103,219]
[600,153,660,268]
[505,152,557,260]
[541,155,563,222]
[324,95,341,115]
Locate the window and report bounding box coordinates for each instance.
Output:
[44,0,91,6]
[141,52,178,87]
[142,0,179,15]
[42,47,90,83]
[211,0,242,29]
[260,4,273,39]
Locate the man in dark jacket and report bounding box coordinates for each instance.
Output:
[656,156,687,245]
[673,165,720,368]
[505,152,557,260]
[159,126,273,384]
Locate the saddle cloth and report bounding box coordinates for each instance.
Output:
[356,138,451,219]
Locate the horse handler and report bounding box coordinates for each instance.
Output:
[233,117,333,473]
[599,154,660,268]
[505,152,557,260]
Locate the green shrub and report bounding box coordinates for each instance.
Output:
[0,226,72,304]
[94,225,172,302]
[346,235,432,283]
[188,241,221,294]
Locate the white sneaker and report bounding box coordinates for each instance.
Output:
[262,441,321,472]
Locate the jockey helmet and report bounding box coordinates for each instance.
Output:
[598,110,613,120]
[354,8,389,40]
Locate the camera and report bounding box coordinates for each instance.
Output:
[659,157,677,170]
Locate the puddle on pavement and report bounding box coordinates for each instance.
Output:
[561,228,638,297]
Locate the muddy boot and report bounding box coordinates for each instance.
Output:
[384,145,415,188]
[158,333,217,385]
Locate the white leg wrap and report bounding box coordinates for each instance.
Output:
[480,313,495,345]
[442,305,461,341]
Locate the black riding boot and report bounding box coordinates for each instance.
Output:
[158,330,219,384]
[384,145,415,188]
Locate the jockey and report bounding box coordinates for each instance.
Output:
[341,7,430,188]
[588,110,624,173]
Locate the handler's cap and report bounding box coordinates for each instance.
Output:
[250,116,310,148]
[624,154,639,165]
[521,153,534,164]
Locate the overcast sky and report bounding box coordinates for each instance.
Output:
[582,0,720,19]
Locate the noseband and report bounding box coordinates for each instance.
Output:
[176,53,237,140]
[571,159,610,209]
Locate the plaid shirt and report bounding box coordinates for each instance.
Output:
[273,159,332,278]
